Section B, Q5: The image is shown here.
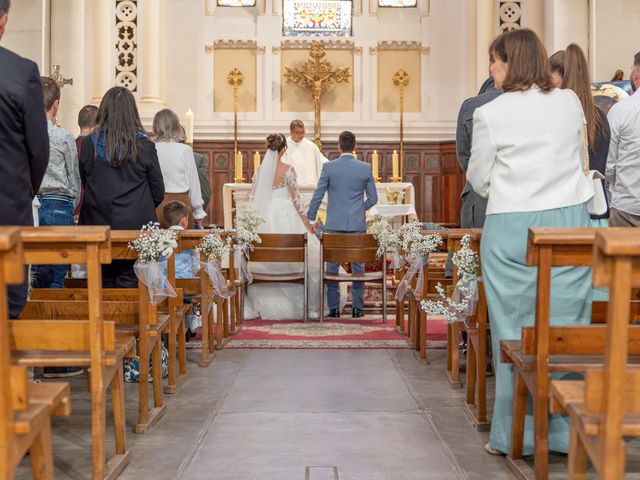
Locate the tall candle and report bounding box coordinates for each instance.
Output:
[353,150,357,160]
[372,150,379,181]
[392,150,399,180]
[253,151,261,172]
[184,108,194,145]
[235,151,242,182]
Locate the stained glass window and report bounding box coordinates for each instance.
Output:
[378,0,416,6]
[283,0,352,37]
[217,0,256,6]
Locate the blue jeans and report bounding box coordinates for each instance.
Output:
[325,230,365,310]
[33,195,74,288]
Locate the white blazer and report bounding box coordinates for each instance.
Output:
[467,86,593,215]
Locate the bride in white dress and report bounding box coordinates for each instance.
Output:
[244,133,346,320]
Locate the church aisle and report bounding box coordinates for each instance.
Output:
[17,349,517,479]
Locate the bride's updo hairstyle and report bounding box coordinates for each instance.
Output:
[266,133,287,152]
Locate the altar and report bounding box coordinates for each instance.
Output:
[222,182,417,229]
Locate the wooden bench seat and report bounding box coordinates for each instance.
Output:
[0,227,72,480]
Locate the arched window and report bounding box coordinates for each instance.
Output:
[282,0,353,37]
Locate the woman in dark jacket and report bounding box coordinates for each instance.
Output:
[79,86,164,287]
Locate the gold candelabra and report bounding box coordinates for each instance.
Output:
[228,68,245,182]
[392,69,410,182]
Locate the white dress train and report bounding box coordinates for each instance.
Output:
[244,167,346,320]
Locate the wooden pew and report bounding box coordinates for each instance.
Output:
[178,230,238,367]
[11,226,132,480]
[445,229,482,388]
[500,228,640,480]
[550,229,640,480]
[0,227,72,480]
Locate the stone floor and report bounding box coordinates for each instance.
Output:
[16,345,637,479]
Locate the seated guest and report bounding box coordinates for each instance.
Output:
[163,200,199,279]
[550,44,611,226]
[152,109,206,228]
[32,76,81,288]
[467,29,593,456]
[78,86,165,288]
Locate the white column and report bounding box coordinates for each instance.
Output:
[475,0,495,92]
[139,0,164,107]
[50,0,86,133]
[91,0,113,104]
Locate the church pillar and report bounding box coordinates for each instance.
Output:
[50,0,86,133]
[475,0,495,92]
[138,0,164,108]
[91,0,113,104]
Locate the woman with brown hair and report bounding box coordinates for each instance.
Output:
[79,86,165,287]
[152,108,206,228]
[467,29,594,456]
[550,44,611,225]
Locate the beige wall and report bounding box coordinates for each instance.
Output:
[3,0,48,73]
[280,49,354,113]
[214,49,257,112]
[377,49,420,112]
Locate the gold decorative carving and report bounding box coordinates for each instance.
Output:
[392,69,410,181]
[227,68,245,163]
[369,41,429,55]
[206,40,265,54]
[283,42,351,150]
[50,65,73,126]
[275,39,360,55]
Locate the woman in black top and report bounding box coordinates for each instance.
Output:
[79,87,165,287]
[550,44,611,222]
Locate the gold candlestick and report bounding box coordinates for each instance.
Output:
[234,151,244,183]
[392,69,410,182]
[227,68,244,160]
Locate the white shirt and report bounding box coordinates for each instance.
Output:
[283,136,327,186]
[606,88,640,215]
[468,87,593,215]
[155,142,206,219]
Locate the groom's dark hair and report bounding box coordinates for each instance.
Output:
[339,131,356,152]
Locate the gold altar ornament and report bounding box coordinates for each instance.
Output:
[50,65,73,127]
[283,42,351,151]
[392,69,410,181]
[371,150,380,182]
[384,186,400,205]
[234,151,244,183]
[227,68,245,159]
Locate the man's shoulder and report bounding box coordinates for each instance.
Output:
[49,124,76,143]
[0,46,36,69]
[608,92,640,119]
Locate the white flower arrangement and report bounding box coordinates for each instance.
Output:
[421,234,479,323]
[397,220,443,258]
[196,230,232,261]
[367,215,400,258]
[128,222,178,263]
[234,202,264,254]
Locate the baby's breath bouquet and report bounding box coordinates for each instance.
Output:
[234,203,264,254]
[196,231,232,297]
[368,215,400,259]
[421,234,479,323]
[395,227,443,301]
[129,222,178,304]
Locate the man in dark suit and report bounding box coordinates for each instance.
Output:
[0,0,50,317]
[456,77,501,228]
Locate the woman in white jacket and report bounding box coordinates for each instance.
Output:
[467,29,593,457]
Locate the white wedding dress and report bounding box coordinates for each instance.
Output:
[244,150,346,320]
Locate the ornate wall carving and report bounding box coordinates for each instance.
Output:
[115,0,138,92]
[499,1,522,32]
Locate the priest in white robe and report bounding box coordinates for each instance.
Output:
[283,119,327,186]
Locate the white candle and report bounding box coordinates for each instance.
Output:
[184,108,194,144]
[392,150,399,180]
[372,150,379,181]
[235,151,242,182]
[253,151,261,172]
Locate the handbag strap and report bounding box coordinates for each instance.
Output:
[565,89,590,175]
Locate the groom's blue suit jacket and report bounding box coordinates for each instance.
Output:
[307,153,378,232]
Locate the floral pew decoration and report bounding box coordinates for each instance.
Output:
[233,203,264,284]
[196,230,233,298]
[421,234,479,323]
[394,221,443,302]
[129,222,178,304]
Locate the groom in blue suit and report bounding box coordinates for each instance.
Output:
[308,131,378,318]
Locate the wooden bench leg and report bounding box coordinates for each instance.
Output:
[136,339,167,434]
[166,317,177,393]
[533,390,549,480]
[408,297,415,347]
[29,419,54,480]
[111,363,127,455]
[510,371,527,460]
[466,333,476,405]
[222,298,229,339]
[477,329,488,427]
[178,317,187,375]
[199,299,214,367]
[447,322,461,388]
[136,340,150,433]
[229,292,237,334]
[568,417,588,480]
[91,372,106,480]
[396,299,405,334]
[419,309,427,361]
